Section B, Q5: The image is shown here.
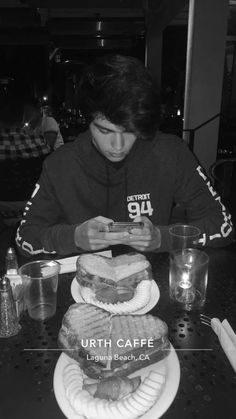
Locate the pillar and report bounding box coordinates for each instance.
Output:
[183,0,229,172]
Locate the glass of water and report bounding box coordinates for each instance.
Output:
[169,248,209,311]
[169,224,201,251]
[19,260,60,321]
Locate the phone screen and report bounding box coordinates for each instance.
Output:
[108,222,144,232]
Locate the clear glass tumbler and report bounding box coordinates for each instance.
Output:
[169,224,201,251]
[19,260,60,321]
[169,248,209,311]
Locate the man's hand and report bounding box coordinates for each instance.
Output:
[74,216,130,251]
[120,216,161,252]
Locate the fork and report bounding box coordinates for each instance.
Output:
[200,313,224,332]
[200,313,226,336]
[200,313,236,372]
[200,313,236,346]
[200,313,212,327]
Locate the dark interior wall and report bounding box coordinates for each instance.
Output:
[0,27,188,119]
[161,25,187,111]
[0,45,49,100]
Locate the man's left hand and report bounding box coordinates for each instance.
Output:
[120,216,161,252]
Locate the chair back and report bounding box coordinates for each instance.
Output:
[209,158,236,201]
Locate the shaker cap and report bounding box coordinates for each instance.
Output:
[0,276,10,291]
[6,247,16,257]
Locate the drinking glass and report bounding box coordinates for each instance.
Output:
[19,260,60,320]
[169,224,201,251]
[169,248,209,311]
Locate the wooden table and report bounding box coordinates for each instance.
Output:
[0,246,236,419]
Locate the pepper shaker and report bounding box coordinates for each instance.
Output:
[0,276,21,338]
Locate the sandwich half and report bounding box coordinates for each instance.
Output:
[58,303,170,379]
[76,253,153,313]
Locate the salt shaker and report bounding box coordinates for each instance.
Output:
[0,276,21,338]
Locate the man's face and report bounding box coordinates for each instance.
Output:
[89,116,137,162]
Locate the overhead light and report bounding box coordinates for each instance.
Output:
[96,20,102,32]
[95,13,103,39]
[99,38,105,47]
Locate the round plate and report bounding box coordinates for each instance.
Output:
[70,278,160,315]
[53,346,180,419]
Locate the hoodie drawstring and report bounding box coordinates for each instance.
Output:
[105,165,128,221]
[105,165,110,217]
[124,167,129,221]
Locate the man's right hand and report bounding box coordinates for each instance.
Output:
[74,216,129,251]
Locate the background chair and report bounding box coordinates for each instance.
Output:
[209,158,236,225]
[0,200,26,227]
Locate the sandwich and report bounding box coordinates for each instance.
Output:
[76,253,153,313]
[58,303,170,379]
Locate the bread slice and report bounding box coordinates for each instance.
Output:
[77,254,115,280]
[76,253,151,285]
[58,303,170,379]
[111,253,149,281]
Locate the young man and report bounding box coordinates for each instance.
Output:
[16,54,234,256]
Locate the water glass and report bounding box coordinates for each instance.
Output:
[169,224,201,251]
[19,260,60,321]
[169,248,209,311]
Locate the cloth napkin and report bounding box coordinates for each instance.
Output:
[57,250,112,274]
[211,318,236,372]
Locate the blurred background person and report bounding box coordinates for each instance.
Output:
[22,97,64,151]
[0,91,50,203]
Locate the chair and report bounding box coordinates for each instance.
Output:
[0,200,26,227]
[0,157,45,201]
[209,158,236,201]
[0,155,45,226]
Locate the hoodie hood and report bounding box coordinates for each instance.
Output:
[71,130,159,186]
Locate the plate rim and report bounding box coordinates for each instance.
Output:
[54,345,180,419]
[70,277,160,314]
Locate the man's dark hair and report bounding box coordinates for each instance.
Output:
[79,54,160,140]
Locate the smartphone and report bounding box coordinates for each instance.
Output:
[108,222,144,232]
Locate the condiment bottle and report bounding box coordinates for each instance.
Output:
[0,276,21,338]
[6,247,18,275]
[5,247,24,318]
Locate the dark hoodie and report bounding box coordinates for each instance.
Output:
[16,130,234,256]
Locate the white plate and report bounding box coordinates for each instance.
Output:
[53,346,180,419]
[70,278,160,315]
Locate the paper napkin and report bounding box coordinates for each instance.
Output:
[211,318,236,372]
[57,250,112,274]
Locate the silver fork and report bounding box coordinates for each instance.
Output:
[200,313,236,372]
[200,314,236,344]
[200,313,212,327]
